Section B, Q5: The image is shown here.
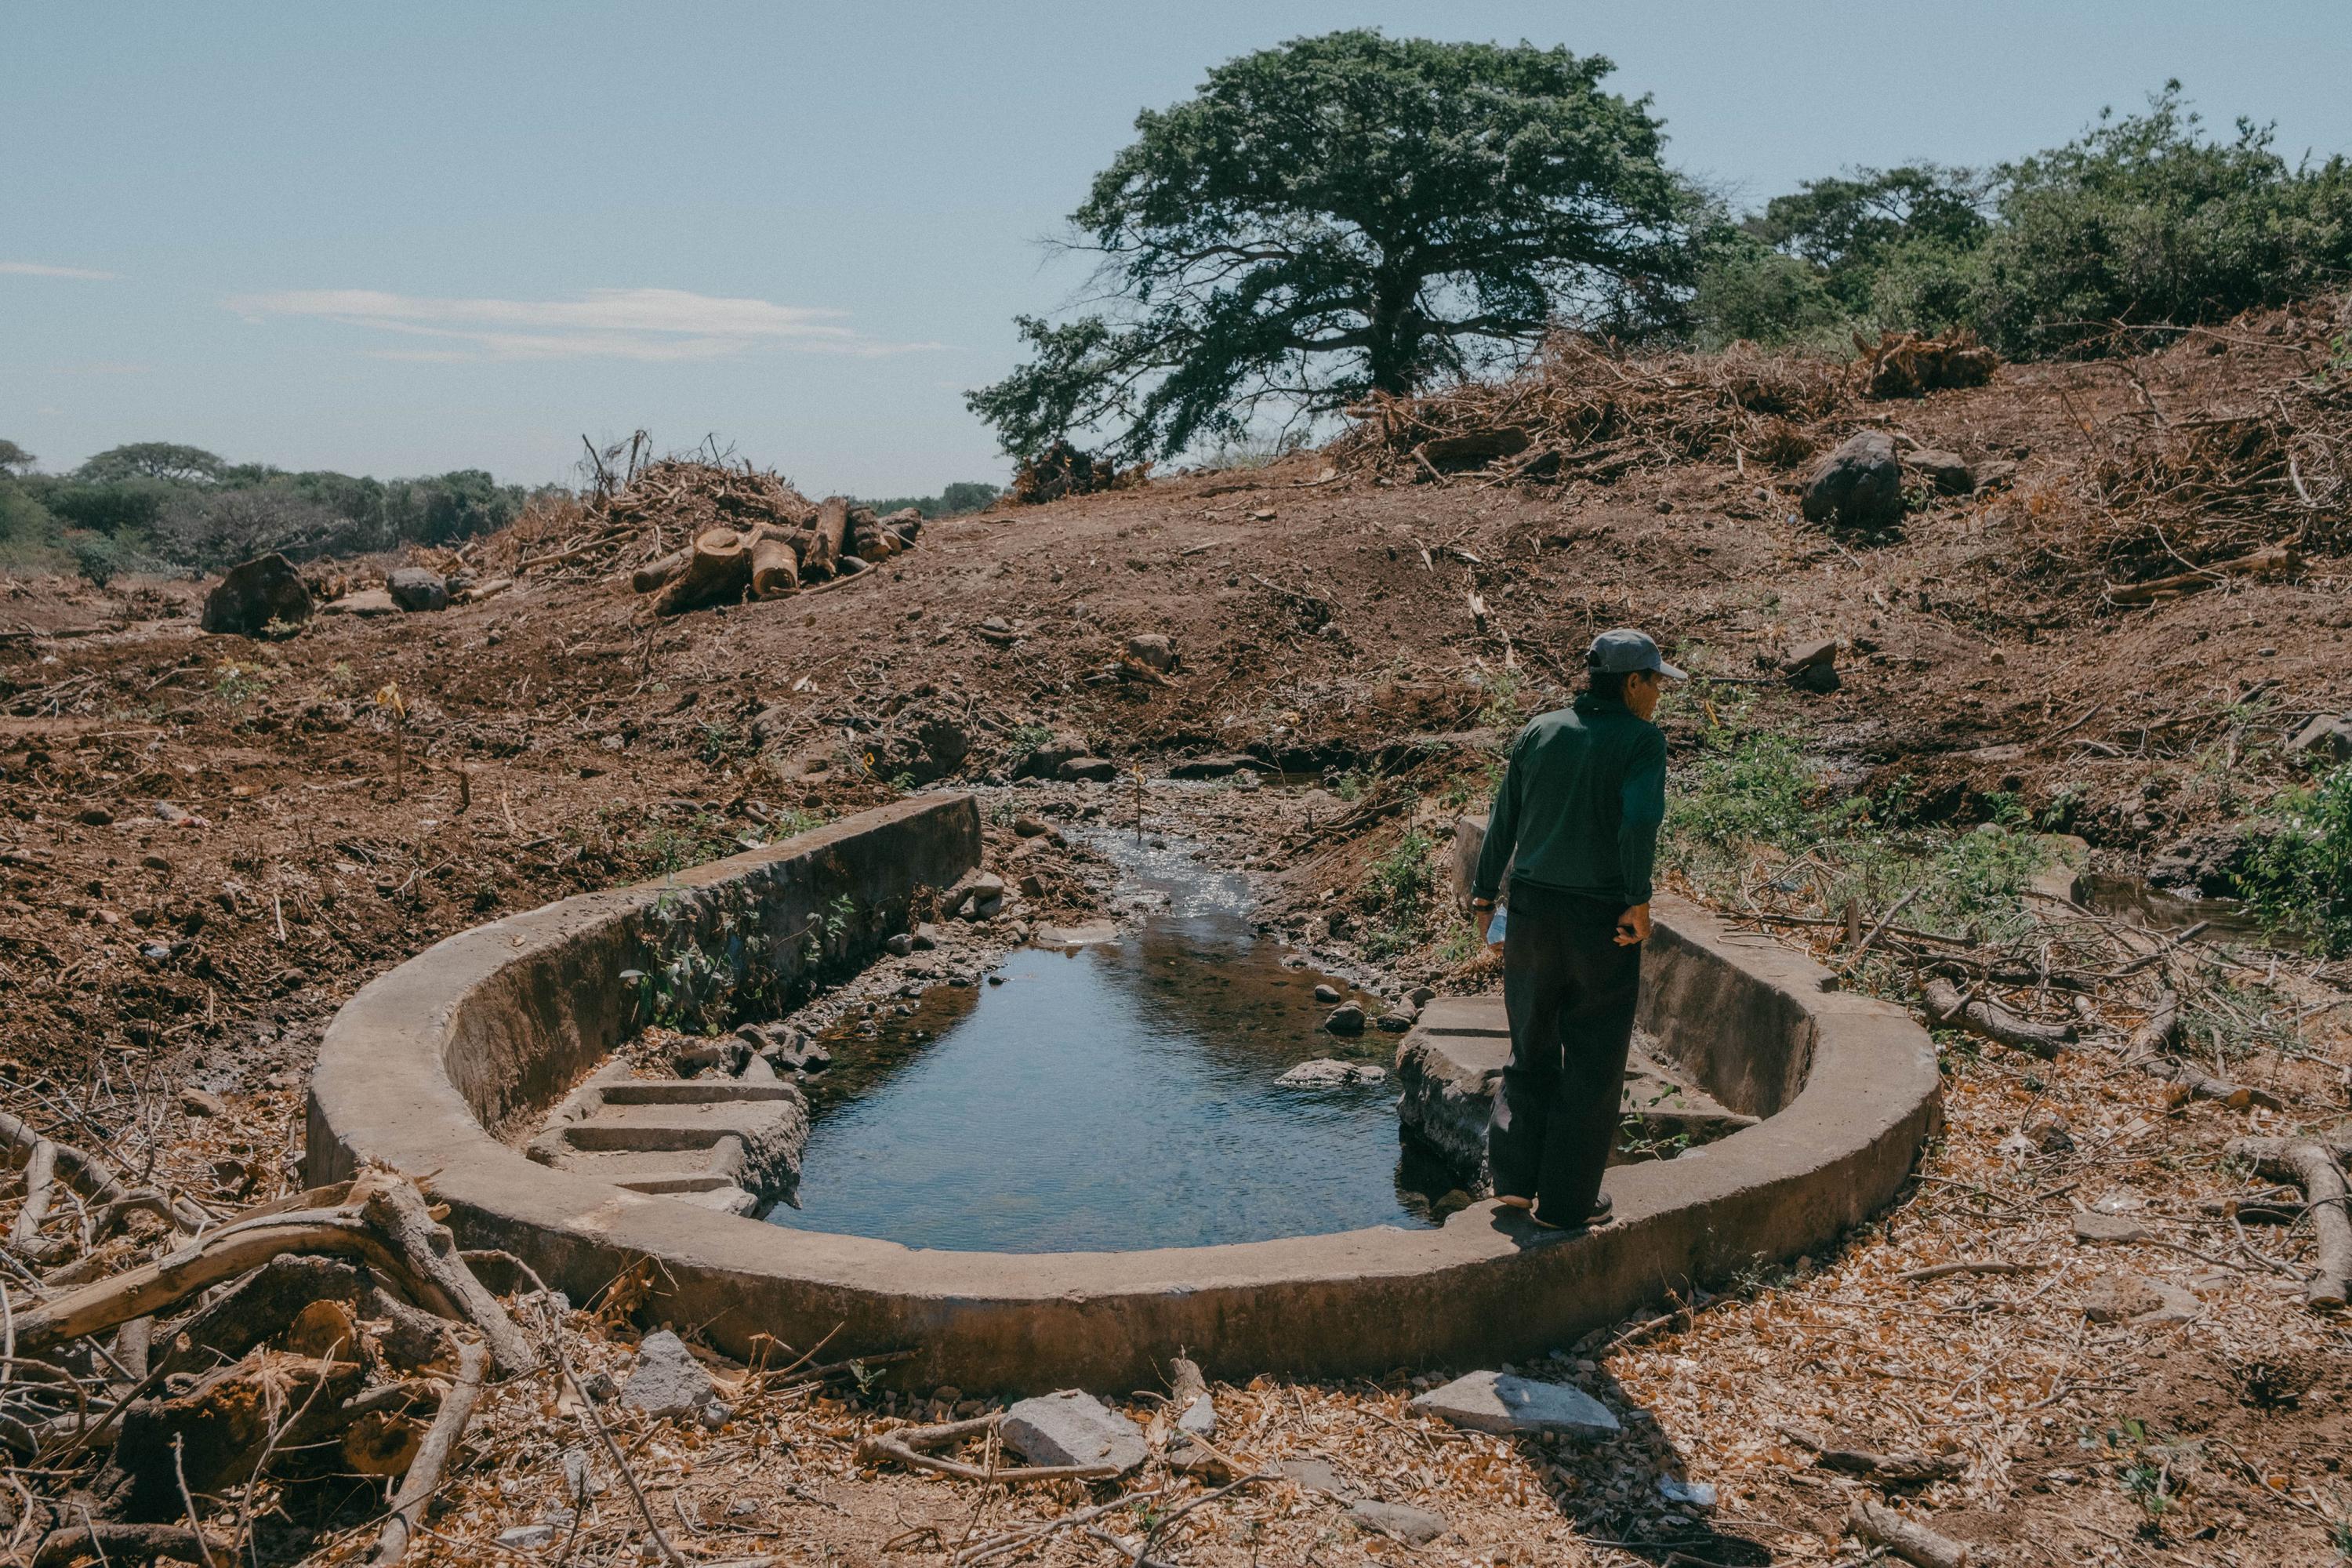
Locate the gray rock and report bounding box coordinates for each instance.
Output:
[1175,1392,1217,1438]
[1410,1370,1621,1438]
[1125,633,1175,672]
[999,1390,1147,1475]
[386,566,451,612]
[622,1330,716,1418]
[1800,430,1904,531]
[180,1087,227,1118]
[886,932,915,956]
[1013,730,1089,781]
[497,1524,557,1550]
[1057,756,1119,783]
[1905,448,1976,495]
[2291,713,2352,762]
[1168,755,1247,779]
[1350,1500,1448,1544]
[561,1445,596,1497]
[912,923,942,949]
[2071,1209,2151,1245]
[201,553,313,637]
[1324,1004,1367,1036]
[1376,1012,1417,1033]
[1407,986,1436,1007]
[323,588,398,617]
[1277,1058,1382,1087]
[580,1370,619,1404]
[1279,1457,1347,1494]
[1312,982,1342,1004]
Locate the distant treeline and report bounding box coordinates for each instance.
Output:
[0,440,535,585]
[1692,84,2352,355]
[853,480,1002,518]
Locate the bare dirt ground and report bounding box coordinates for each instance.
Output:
[4,299,2350,1564]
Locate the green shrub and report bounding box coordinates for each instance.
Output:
[2237,764,2352,956]
[64,532,123,588]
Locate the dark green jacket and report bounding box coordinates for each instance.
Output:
[1472,693,1668,906]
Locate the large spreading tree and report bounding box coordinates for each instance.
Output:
[969,30,1693,463]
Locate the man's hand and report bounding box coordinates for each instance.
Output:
[1474,902,1495,946]
[1614,902,1652,946]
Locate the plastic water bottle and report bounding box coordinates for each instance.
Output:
[1486,902,1508,946]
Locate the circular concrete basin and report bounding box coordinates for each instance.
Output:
[308,793,1940,1392]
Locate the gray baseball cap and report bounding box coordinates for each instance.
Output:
[1587,626,1687,680]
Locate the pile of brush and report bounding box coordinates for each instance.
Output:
[1334,334,1848,484]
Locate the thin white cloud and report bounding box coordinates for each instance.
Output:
[228,285,938,361]
[1,261,119,280]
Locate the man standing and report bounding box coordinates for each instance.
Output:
[1469,628,1682,1229]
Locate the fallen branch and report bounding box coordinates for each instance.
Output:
[1894,1260,2042,1285]
[1922,978,2074,1058]
[858,1413,1123,1484]
[1781,1425,1966,1483]
[365,1338,488,1567]
[31,1522,234,1568]
[2225,1137,2351,1308]
[1849,1497,1974,1567]
[2104,544,2298,606]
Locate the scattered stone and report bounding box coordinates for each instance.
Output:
[1324,1004,1367,1036]
[1175,1392,1216,1439]
[1312,982,1341,1004]
[1279,1457,1346,1494]
[999,1390,1147,1475]
[1350,1500,1448,1544]
[700,1400,731,1430]
[621,1330,716,1419]
[1376,1012,1416,1033]
[1057,756,1119,783]
[2027,1114,2074,1155]
[76,805,113,826]
[1410,1370,1621,1437]
[386,566,452,612]
[912,924,942,950]
[2290,714,2352,762]
[1016,871,1045,898]
[1013,731,1088,780]
[1781,637,1840,693]
[1277,1058,1384,1087]
[1407,985,1436,1007]
[2081,1272,2164,1323]
[1657,1477,1717,1509]
[1904,448,1976,495]
[1799,430,1904,532]
[1012,815,1058,839]
[886,933,915,956]
[561,1445,594,1497]
[497,1525,557,1551]
[324,589,398,617]
[2071,1209,2151,1245]
[179,1087,227,1118]
[1125,633,1175,672]
[201,553,314,636]
[580,1370,619,1404]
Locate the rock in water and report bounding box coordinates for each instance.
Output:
[622,1330,716,1419]
[1277,1058,1383,1087]
[386,566,452,612]
[999,1390,1147,1474]
[201,553,313,636]
[1324,1004,1367,1036]
[1800,430,1903,531]
[1410,1370,1621,1437]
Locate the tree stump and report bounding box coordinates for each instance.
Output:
[653,530,750,615]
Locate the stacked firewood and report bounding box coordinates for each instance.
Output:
[631,497,925,615]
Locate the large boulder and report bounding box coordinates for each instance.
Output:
[386,566,451,613]
[1800,430,1904,531]
[201,554,313,637]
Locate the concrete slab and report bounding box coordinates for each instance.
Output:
[1000,1390,1147,1474]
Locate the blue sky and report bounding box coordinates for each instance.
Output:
[5,2,2348,496]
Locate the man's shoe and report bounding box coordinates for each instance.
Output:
[1534,1192,1613,1230]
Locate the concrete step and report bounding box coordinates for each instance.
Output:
[526,1073,810,1209]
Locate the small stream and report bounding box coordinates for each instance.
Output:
[765,835,1454,1253]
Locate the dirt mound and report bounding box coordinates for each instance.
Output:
[1334,333,1849,483]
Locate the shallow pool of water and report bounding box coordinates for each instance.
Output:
[766,840,1449,1253]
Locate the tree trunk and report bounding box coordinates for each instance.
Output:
[750,533,800,597]
[808,496,851,576]
[652,530,750,615]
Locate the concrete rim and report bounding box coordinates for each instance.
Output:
[308,793,1941,1391]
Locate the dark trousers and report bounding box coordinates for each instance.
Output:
[1487,882,1642,1222]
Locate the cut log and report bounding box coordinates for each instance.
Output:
[113,1349,365,1512]
[809,496,851,575]
[1849,1499,1973,1567]
[750,533,800,598]
[652,529,750,615]
[1923,979,2074,1057]
[353,1174,536,1377]
[2226,1136,2351,1308]
[630,548,689,594]
[157,1254,363,1376]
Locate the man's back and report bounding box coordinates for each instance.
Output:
[1472,692,1667,906]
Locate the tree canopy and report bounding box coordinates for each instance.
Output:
[76,442,226,485]
[968,30,1693,463]
[0,440,33,474]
